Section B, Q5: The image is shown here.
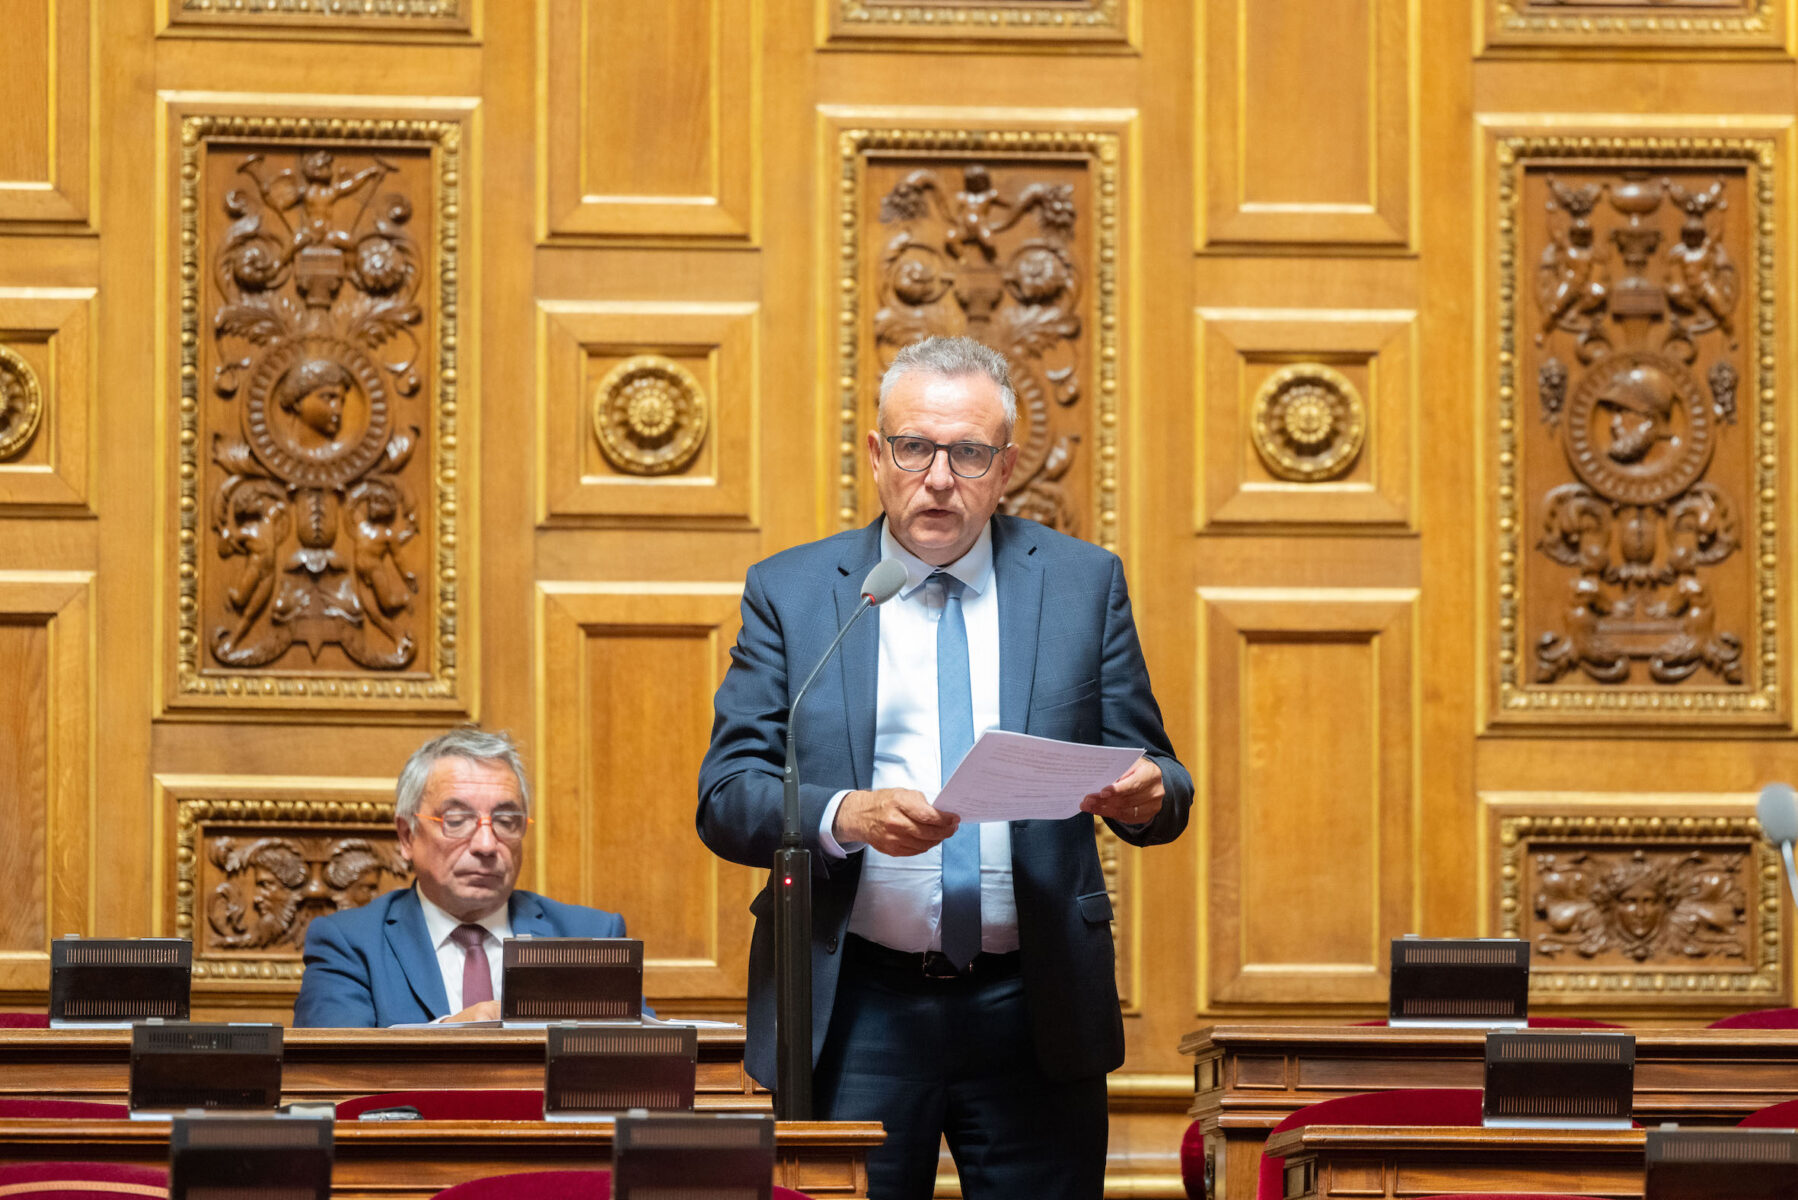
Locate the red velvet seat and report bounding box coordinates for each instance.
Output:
[338,1089,547,1121]
[1415,1195,1603,1199]
[429,1169,813,1199]
[1710,1007,1798,1029]
[0,1099,130,1119]
[0,1012,51,1029]
[1256,1088,1486,1200]
[0,1163,167,1199]
[1737,1097,1798,1128]
[1179,1118,1206,1199]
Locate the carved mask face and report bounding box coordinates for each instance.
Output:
[395,756,526,923]
[868,370,1017,568]
[296,383,346,440]
[1604,406,1664,464]
[1615,878,1668,944]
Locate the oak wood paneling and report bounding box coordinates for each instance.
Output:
[1200,588,1418,1008]
[0,0,91,227]
[0,288,93,512]
[537,584,753,1009]
[0,572,92,990]
[540,0,756,242]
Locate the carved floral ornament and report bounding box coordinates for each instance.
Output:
[1496,813,1781,1002]
[591,355,709,476]
[1492,137,1778,722]
[175,115,462,708]
[0,346,43,461]
[1249,363,1365,483]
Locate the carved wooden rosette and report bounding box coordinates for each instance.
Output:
[175,797,411,987]
[173,116,464,712]
[1492,137,1779,727]
[1486,0,1778,49]
[834,126,1132,1003]
[0,346,44,461]
[1491,807,1784,1009]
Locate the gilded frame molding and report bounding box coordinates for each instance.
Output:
[171,113,465,712]
[1490,135,1780,726]
[831,126,1122,554]
[1491,806,1783,1006]
[1486,0,1778,50]
[172,792,405,987]
[168,0,470,35]
[826,0,1130,48]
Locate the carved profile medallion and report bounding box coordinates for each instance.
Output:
[1250,363,1365,483]
[0,346,43,461]
[591,355,709,476]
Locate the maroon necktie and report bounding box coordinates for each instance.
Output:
[450,923,493,1007]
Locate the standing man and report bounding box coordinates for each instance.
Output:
[295,727,630,1027]
[698,337,1192,1198]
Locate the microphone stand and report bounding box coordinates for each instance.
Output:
[774,590,880,1121]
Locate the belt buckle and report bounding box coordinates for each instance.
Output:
[919,950,962,980]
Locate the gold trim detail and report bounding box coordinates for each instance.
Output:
[1496,812,1781,1000]
[1494,0,1771,39]
[1493,136,1778,720]
[1249,362,1366,483]
[0,346,44,461]
[834,128,1121,553]
[591,355,709,477]
[174,795,403,983]
[175,115,462,706]
[179,0,460,17]
[837,0,1120,29]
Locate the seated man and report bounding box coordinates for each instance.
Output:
[294,727,628,1026]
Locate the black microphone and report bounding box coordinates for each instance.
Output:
[772,557,906,1122]
[1757,783,1798,909]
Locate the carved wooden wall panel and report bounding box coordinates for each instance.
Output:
[823,0,1132,48]
[0,0,91,226]
[1199,0,1412,250]
[0,573,93,990]
[1481,1,1782,51]
[0,289,91,511]
[536,302,759,525]
[1489,135,1781,728]
[830,119,1123,550]
[537,585,756,1005]
[163,0,471,35]
[164,104,471,715]
[154,776,406,993]
[1481,794,1787,1011]
[1200,588,1418,1007]
[540,0,755,242]
[1195,307,1414,530]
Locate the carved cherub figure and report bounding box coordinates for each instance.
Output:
[1537,178,1610,343]
[1664,179,1737,341]
[237,150,393,260]
[347,480,418,640]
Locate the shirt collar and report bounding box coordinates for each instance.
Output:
[416,887,514,950]
[879,519,994,601]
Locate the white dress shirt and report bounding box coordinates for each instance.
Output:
[819,520,1019,954]
[416,891,512,1014]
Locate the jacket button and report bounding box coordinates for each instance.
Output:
[826,936,839,954]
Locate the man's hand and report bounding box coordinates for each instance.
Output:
[834,788,960,857]
[446,1000,499,1023]
[1079,757,1165,826]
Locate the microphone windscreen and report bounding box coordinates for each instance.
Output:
[1758,783,1798,845]
[860,559,908,605]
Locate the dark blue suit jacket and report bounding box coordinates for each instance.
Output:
[697,515,1193,1087]
[292,886,627,1027]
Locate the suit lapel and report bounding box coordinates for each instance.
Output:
[384,887,450,1019]
[508,890,551,937]
[834,521,884,790]
[994,517,1043,733]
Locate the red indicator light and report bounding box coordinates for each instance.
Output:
[783,875,793,886]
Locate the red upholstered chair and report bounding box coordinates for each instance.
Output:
[1355,1017,1625,1029]
[1415,1195,1603,1199]
[338,1089,547,1121]
[1179,1118,1207,1199]
[0,1163,167,1199]
[1256,1088,1486,1200]
[428,1170,815,1199]
[0,1013,51,1028]
[0,1099,130,1119]
[1738,1097,1798,1128]
[1710,1007,1798,1029]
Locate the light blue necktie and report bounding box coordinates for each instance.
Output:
[934,572,981,970]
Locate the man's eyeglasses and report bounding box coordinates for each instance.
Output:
[884,435,1006,479]
[418,810,533,842]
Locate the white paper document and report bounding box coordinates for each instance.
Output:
[933,730,1145,823]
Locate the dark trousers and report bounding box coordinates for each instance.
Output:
[814,939,1109,1200]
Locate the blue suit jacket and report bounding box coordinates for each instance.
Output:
[697,515,1193,1087]
[292,886,628,1027]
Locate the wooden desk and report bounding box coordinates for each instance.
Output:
[1264,1124,1644,1200]
[1180,1025,1798,1200]
[0,1027,764,1109]
[0,1117,881,1199]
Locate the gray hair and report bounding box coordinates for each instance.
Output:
[877,336,1017,441]
[394,727,531,824]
